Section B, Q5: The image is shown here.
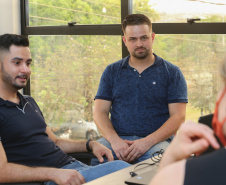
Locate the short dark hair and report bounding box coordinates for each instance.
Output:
[122,14,152,34]
[0,34,29,52]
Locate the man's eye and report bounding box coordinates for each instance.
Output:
[26,62,31,66]
[14,61,20,65]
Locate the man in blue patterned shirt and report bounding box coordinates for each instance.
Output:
[92,14,188,165]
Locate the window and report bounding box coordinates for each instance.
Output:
[133,0,226,23]
[29,0,121,26]
[21,0,226,139]
[154,34,226,120]
[29,35,121,139]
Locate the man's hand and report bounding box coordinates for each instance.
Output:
[110,138,130,161]
[53,169,85,185]
[90,141,114,163]
[159,120,220,169]
[124,138,152,163]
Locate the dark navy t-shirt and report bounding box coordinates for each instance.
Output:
[0,93,73,168]
[95,54,188,137]
[184,148,226,185]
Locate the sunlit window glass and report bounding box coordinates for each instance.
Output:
[29,35,122,139]
[154,34,226,121]
[29,0,121,26]
[133,0,226,23]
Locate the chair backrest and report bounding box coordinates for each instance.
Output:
[198,113,213,128]
[198,113,224,155]
[69,152,94,166]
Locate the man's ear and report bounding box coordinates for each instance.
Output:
[152,32,155,41]
[122,36,127,46]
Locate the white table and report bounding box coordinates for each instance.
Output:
[85,158,158,185]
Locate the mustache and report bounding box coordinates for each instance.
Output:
[135,47,146,51]
[16,74,29,79]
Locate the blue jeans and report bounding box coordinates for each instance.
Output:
[44,160,130,185]
[91,135,172,166]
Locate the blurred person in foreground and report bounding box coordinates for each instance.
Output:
[150,56,226,185]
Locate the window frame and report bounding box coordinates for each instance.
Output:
[20,0,226,95]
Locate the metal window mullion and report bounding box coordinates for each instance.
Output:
[153,23,226,34]
[20,0,226,95]
[20,0,31,95]
[22,24,122,35]
[20,0,29,35]
[121,0,132,58]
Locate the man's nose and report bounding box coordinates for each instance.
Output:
[136,39,143,47]
[20,63,31,73]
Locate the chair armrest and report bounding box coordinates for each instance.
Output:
[198,113,213,128]
[68,152,95,165]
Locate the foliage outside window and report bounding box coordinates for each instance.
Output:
[26,0,226,139]
[29,0,121,26]
[134,0,226,23]
[30,35,121,139]
[154,34,226,120]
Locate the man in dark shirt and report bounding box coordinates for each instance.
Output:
[92,14,187,165]
[0,33,130,185]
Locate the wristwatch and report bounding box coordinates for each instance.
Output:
[86,138,93,152]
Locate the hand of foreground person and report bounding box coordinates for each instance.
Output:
[159,120,220,169]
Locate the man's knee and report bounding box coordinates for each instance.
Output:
[132,141,170,164]
[109,160,131,169]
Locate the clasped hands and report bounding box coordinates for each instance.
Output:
[112,120,222,164]
[112,137,151,163]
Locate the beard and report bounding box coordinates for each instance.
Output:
[0,64,28,90]
[131,47,150,59]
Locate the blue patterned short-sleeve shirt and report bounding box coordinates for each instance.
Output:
[95,54,188,137]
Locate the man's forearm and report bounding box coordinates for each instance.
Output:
[93,99,120,143]
[146,113,185,147]
[0,162,58,183]
[93,111,119,143]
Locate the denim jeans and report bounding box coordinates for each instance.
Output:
[91,135,173,166]
[44,160,130,185]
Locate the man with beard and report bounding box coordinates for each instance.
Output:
[91,14,188,165]
[0,34,130,185]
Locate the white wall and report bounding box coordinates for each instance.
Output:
[0,0,21,35]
